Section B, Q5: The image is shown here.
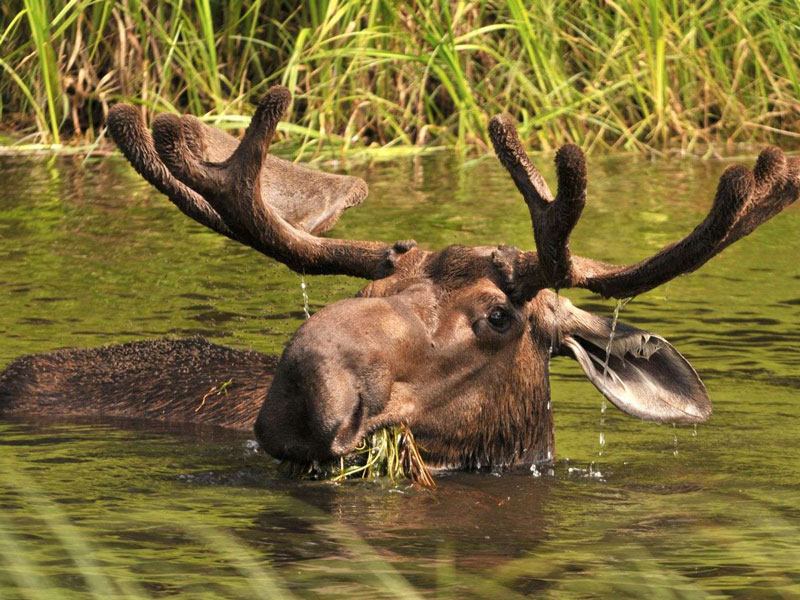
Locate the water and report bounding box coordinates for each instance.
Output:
[599,297,632,457]
[601,296,633,382]
[300,276,311,320]
[1,152,799,598]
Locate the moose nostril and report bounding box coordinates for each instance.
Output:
[329,393,368,456]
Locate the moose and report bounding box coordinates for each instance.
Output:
[1,86,797,471]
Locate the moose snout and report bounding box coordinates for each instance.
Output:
[254,297,411,462]
[254,364,370,462]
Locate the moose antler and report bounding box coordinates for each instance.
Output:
[489,115,587,290]
[107,87,417,279]
[107,104,232,239]
[490,115,800,300]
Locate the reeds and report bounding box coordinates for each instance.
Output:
[1,0,799,154]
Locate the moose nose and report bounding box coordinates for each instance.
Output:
[328,392,370,456]
[254,297,402,462]
[255,346,381,462]
[254,364,369,462]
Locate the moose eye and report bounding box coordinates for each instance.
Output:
[487,307,512,332]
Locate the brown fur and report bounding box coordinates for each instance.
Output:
[0,338,275,431]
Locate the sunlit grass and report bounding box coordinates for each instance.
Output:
[1,1,799,154]
[280,424,436,487]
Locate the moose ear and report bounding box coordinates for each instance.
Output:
[554,299,711,424]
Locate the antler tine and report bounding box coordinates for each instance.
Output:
[106,104,233,239]
[150,87,290,249]
[719,148,799,249]
[148,86,414,279]
[488,115,798,302]
[227,87,291,184]
[547,144,588,284]
[571,159,773,299]
[489,114,553,207]
[151,113,227,200]
[489,115,587,290]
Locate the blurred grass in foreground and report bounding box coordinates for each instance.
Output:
[1,1,799,157]
[4,451,800,599]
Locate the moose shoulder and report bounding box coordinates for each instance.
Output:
[1,87,797,471]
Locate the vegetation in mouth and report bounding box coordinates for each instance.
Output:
[279,425,436,488]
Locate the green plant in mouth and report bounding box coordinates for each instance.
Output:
[280,424,436,488]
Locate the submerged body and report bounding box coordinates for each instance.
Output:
[0,286,706,470]
[0,331,552,469]
[0,338,274,431]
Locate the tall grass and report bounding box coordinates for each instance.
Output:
[1,0,799,154]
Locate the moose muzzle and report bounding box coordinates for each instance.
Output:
[254,293,432,462]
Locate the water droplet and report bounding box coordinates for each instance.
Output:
[692,424,698,437]
[243,439,261,456]
[546,401,551,411]
[300,274,311,319]
[673,424,679,456]
[586,462,604,479]
[596,298,633,459]
[602,296,634,382]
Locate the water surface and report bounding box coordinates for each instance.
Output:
[0,152,799,599]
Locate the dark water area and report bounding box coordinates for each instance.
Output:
[0,152,799,599]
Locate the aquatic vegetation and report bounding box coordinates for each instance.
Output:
[195,378,233,413]
[2,1,800,154]
[281,424,436,487]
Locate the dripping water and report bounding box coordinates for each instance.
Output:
[598,296,633,457]
[602,297,634,382]
[536,290,558,479]
[545,290,560,417]
[692,424,698,438]
[673,423,679,456]
[300,274,311,320]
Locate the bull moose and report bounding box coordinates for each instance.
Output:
[1,86,797,471]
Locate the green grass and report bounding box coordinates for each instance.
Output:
[280,424,436,487]
[1,0,799,155]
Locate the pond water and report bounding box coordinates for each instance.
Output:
[0,151,798,599]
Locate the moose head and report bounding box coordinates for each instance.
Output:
[105,87,799,470]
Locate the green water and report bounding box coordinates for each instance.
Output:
[0,152,798,599]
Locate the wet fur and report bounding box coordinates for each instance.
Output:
[0,338,275,431]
